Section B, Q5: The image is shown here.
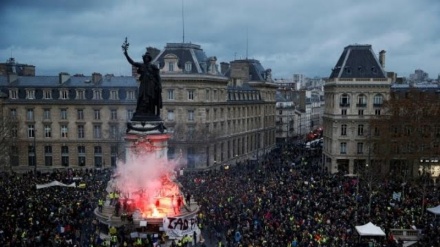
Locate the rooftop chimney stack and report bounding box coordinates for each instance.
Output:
[379,50,386,69]
[59,72,70,84]
[92,72,102,84]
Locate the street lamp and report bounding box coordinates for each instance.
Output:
[33,129,37,172]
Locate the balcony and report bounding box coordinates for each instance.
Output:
[339,103,350,107]
[373,103,383,107]
[356,103,367,107]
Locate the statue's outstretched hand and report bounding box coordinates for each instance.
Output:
[122,37,130,53]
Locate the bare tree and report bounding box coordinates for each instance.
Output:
[369,88,440,177]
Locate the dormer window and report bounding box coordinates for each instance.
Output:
[93,89,102,100]
[185,62,192,72]
[44,89,52,99]
[168,62,174,72]
[60,89,69,99]
[26,89,35,99]
[344,67,351,75]
[76,89,85,100]
[371,66,378,74]
[9,89,18,99]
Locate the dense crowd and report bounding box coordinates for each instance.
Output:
[0,168,111,247]
[178,145,440,246]
[1,143,440,246]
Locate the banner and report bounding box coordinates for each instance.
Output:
[163,215,200,239]
[36,181,76,189]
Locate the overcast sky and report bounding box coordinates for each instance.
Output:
[1,0,439,79]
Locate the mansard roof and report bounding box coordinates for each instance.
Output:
[329,44,386,79]
[0,75,137,88]
[154,43,221,75]
[223,59,271,82]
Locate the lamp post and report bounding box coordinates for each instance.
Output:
[33,129,37,172]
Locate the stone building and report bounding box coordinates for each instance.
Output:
[0,43,277,171]
[322,45,392,174]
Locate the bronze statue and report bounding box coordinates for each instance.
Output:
[122,38,162,120]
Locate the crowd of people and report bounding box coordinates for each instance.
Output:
[178,145,440,246]
[2,142,440,246]
[0,168,111,246]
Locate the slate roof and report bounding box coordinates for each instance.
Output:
[223,59,270,82]
[153,43,221,75]
[0,75,137,88]
[329,44,386,79]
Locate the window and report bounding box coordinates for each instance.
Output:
[11,126,17,138]
[168,89,175,100]
[76,89,85,100]
[110,109,118,120]
[43,109,51,120]
[77,109,84,120]
[357,94,366,107]
[10,145,19,166]
[28,145,36,166]
[61,146,69,166]
[110,90,118,100]
[61,125,68,138]
[78,125,85,139]
[110,125,118,139]
[358,124,364,136]
[127,110,134,120]
[341,124,347,136]
[127,91,136,100]
[44,145,52,166]
[358,110,364,116]
[60,89,68,99]
[375,109,381,116]
[111,145,118,167]
[373,94,383,106]
[94,109,101,120]
[26,89,35,99]
[94,146,103,167]
[60,109,68,120]
[185,62,192,72]
[188,110,195,121]
[340,142,347,154]
[340,94,350,107]
[44,90,52,99]
[93,89,102,100]
[28,125,35,138]
[27,109,34,121]
[44,125,51,138]
[341,109,347,115]
[78,146,86,166]
[10,108,17,118]
[357,142,364,154]
[206,90,210,101]
[167,110,175,121]
[9,89,18,99]
[168,62,174,72]
[93,125,102,138]
[188,90,195,100]
[374,127,380,136]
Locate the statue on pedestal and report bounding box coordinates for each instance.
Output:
[122,38,162,120]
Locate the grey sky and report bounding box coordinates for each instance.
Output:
[1,0,439,79]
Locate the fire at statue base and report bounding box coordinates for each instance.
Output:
[94,122,200,245]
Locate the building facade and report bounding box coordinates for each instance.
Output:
[0,43,277,172]
[322,45,392,174]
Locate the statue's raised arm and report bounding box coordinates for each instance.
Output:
[121,37,163,120]
[122,37,137,66]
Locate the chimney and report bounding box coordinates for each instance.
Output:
[379,50,386,69]
[92,72,102,84]
[7,73,18,84]
[59,72,70,84]
[220,62,229,75]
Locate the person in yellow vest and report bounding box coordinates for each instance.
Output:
[177,239,183,247]
[98,199,104,212]
[135,237,142,246]
[110,235,118,247]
